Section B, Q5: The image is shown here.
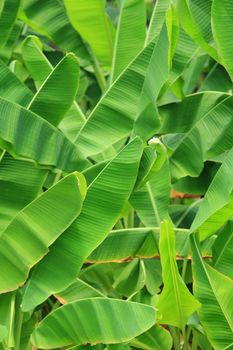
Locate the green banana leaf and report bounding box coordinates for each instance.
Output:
[0,0,20,47]
[28,53,80,126]
[138,23,169,113]
[0,153,47,232]
[169,27,198,84]
[0,20,23,63]
[22,36,86,140]
[79,263,119,297]
[0,98,87,172]
[113,259,146,297]
[166,3,179,66]
[183,55,208,94]
[190,146,233,240]
[131,325,172,350]
[21,137,143,311]
[31,298,156,349]
[134,140,167,189]
[19,0,90,66]
[9,59,29,82]
[212,221,233,279]
[55,278,105,304]
[159,91,228,134]
[199,64,233,92]
[0,59,33,105]
[87,227,213,263]
[22,35,52,89]
[130,160,170,226]
[177,0,218,60]
[170,95,233,180]
[191,235,233,350]
[64,0,115,68]
[74,25,168,157]
[0,172,86,292]
[157,220,200,329]
[212,0,233,81]
[146,0,170,45]
[111,0,146,81]
[0,292,16,348]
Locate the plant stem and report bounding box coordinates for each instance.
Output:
[127,210,134,228]
[182,258,188,281]
[7,293,16,349]
[182,326,189,350]
[169,326,180,350]
[191,331,198,350]
[14,309,23,350]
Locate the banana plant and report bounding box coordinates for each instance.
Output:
[0,0,232,349]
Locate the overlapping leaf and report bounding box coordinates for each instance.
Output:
[0,98,87,171]
[22,137,143,311]
[191,235,233,350]
[0,173,86,292]
[190,146,233,240]
[0,153,46,232]
[111,0,146,81]
[20,0,90,66]
[31,299,156,349]
[28,53,80,126]
[169,95,233,180]
[75,25,168,157]
[64,0,115,67]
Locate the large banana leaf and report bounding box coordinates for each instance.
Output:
[191,235,233,350]
[0,98,87,172]
[64,0,115,68]
[22,35,52,89]
[212,221,233,279]
[132,325,172,350]
[0,153,47,232]
[0,172,86,292]
[0,59,33,105]
[157,220,200,329]
[21,137,143,311]
[146,0,170,45]
[87,227,212,263]
[177,0,218,60]
[20,0,90,66]
[111,0,146,81]
[190,146,233,240]
[212,0,233,81]
[0,20,23,63]
[189,0,212,43]
[169,95,233,180]
[138,23,169,113]
[0,0,20,47]
[199,64,233,93]
[169,27,198,83]
[74,25,168,157]
[28,53,79,126]
[31,298,156,349]
[159,92,227,133]
[22,36,86,140]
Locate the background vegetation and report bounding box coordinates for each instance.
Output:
[0,0,232,349]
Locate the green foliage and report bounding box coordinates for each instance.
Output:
[0,1,232,349]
